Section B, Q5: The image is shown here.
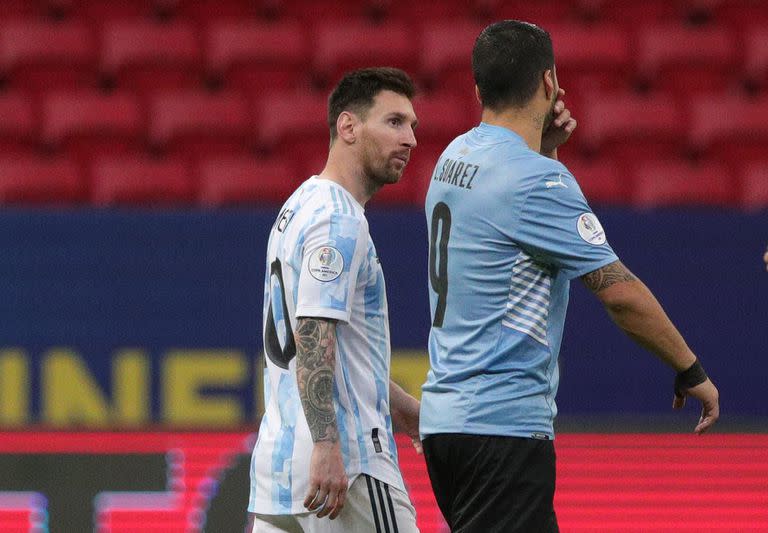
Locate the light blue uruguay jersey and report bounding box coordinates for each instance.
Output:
[250,177,404,515]
[420,123,619,440]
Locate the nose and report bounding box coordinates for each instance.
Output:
[402,126,417,149]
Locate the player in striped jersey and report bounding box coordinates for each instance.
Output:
[419,20,720,532]
[247,68,421,533]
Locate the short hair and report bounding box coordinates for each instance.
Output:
[472,20,555,111]
[328,67,416,141]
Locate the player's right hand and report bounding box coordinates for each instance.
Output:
[672,378,720,435]
[304,441,348,519]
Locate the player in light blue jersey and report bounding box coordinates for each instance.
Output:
[419,20,720,533]
[248,68,422,533]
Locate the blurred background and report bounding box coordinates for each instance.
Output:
[0,0,766,531]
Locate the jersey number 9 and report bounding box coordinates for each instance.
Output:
[429,202,451,328]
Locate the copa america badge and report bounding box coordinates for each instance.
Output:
[577,213,606,245]
[308,245,344,281]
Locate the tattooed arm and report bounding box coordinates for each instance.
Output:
[582,260,719,433]
[295,317,348,519]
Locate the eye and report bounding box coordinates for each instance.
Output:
[389,117,402,126]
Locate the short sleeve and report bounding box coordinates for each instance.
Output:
[295,211,366,322]
[515,171,619,279]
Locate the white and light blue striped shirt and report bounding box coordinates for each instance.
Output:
[250,177,404,515]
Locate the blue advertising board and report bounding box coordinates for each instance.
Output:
[0,207,766,428]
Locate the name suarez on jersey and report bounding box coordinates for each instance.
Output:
[433,158,480,190]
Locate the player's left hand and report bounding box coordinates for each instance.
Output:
[541,88,577,156]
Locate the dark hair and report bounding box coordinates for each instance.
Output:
[328,67,416,141]
[472,20,554,111]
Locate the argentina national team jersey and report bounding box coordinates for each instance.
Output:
[420,123,619,440]
[250,177,404,515]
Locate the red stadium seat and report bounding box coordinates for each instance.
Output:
[632,160,735,208]
[713,0,768,26]
[100,21,201,92]
[255,90,328,154]
[0,93,37,155]
[204,21,310,92]
[689,93,768,163]
[743,26,768,89]
[738,161,768,211]
[548,24,632,92]
[311,22,417,87]
[412,93,477,150]
[493,0,580,25]
[63,0,161,20]
[266,0,381,22]
[576,0,716,24]
[197,156,300,206]
[41,91,143,158]
[565,158,630,205]
[166,0,260,21]
[0,157,84,204]
[578,91,686,159]
[0,21,96,91]
[148,90,250,156]
[635,24,738,94]
[90,156,193,206]
[419,21,487,90]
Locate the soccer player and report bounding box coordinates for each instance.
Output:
[247,67,421,533]
[419,20,720,533]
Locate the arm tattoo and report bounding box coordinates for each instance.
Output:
[581,260,637,293]
[295,317,338,443]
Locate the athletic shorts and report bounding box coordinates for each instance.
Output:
[247,474,418,533]
[423,433,559,533]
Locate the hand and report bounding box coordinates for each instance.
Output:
[393,405,423,454]
[763,249,768,271]
[389,381,423,454]
[541,88,577,156]
[672,378,720,434]
[304,441,348,519]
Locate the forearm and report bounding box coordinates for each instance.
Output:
[389,380,419,434]
[295,317,339,443]
[583,261,696,371]
[603,281,697,371]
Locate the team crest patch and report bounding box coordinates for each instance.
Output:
[576,213,606,245]
[308,246,344,281]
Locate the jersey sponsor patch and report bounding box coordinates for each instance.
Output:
[307,245,344,281]
[576,213,606,245]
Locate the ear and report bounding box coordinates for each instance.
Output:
[474,85,482,105]
[543,69,555,100]
[336,111,358,144]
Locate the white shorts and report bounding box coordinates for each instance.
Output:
[248,474,418,533]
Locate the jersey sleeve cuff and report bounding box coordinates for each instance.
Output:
[294,306,350,323]
[568,255,620,280]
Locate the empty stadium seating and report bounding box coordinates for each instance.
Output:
[100,20,201,92]
[0,0,765,209]
[90,156,192,205]
[0,157,84,204]
[197,155,300,206]
[147,89,250,156]
[0,21,96,90]
[632,160,735,208]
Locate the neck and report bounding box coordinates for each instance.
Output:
[480,106,544,153]
[316,145,372,206]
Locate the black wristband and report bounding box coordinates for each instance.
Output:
[674,360,708,398]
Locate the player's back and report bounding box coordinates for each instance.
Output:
[421,123,617,440]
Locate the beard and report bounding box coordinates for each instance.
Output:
[361,139,407,188]
[542,91,558,131]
